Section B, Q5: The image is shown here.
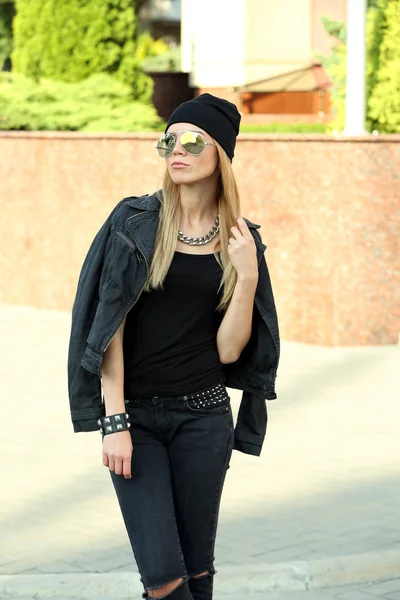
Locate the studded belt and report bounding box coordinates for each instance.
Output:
[124,380,230,409]
[180,381,229,409]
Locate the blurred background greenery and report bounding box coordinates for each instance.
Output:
[318,0,400,133]
[0,0,398,133]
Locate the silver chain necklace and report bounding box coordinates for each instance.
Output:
[177,214,220,246]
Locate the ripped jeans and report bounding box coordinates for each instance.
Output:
[109,379,234,600]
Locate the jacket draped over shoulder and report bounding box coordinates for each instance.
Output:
[67,193,280,457]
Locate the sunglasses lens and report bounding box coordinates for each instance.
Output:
[180,132,205,155]
[156,133,175,157]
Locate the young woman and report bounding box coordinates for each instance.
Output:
[67,93,280,600]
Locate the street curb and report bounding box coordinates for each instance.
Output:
[1,548,400,598]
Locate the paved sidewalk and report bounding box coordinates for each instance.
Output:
[231,578,400,600]
[1,304,400,598]
[2,578,400,599]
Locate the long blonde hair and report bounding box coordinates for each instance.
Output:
[143,144,241,313]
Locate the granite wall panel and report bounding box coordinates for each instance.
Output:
[1,132,399,346]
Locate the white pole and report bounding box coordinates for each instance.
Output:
[343,0,367,135]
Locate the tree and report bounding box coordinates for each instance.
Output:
[368,0,400,132]
[0,0,15,70]
[12,0,166,101]
[366,0,389,130]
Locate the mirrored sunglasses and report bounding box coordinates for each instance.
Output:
[156,131,216,158]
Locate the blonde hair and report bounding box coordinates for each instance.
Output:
[143,143,241,313]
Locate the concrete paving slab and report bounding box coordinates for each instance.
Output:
[2,578,400,599]
[365,579,400,596]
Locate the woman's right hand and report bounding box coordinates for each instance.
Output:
[102,431,133,479]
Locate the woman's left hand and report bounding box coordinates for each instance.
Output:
[228,217,259,282]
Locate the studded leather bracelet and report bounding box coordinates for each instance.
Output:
[97,412,131,436]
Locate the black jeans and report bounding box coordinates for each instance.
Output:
[109,379,234,600]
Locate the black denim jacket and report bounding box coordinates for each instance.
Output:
[67,192,280,457]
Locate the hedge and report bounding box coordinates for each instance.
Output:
[0,73,164,131]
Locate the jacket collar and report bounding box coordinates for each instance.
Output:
[126,192,162,212]
[126,191,262,230]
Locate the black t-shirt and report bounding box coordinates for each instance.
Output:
[123,250,225,397]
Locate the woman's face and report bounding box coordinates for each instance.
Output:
[165,122,219,185]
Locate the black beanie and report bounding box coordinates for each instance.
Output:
[165,93,241,160]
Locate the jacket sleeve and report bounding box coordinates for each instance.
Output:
[232,227,279,456]
[233,391,268,457]
[67,200,124,433]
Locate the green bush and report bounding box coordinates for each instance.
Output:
[367,0,389,107]
[318,17,347,132]
[240,122,327,133]
[368,0,400,132]
[11,0,168,102]
[0,73,164,131]
[142,46,182,72]
[0,0,15,69]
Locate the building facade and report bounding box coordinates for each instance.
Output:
[181,0,346,118]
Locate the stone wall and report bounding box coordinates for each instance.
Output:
[1,131,399,346]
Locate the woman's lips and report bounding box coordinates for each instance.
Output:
[171,162,189,168]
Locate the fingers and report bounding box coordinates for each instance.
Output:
[112,455,131,479]
[104,456,132,479]
[103,447,132,479]
[114,458,123,476]
[237,216,253,238]
[113,454,132,479]
[230,225,241,240]
[123,457,132,479]
[231,216,252,240]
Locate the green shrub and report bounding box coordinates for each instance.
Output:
[142,45,182,72]
[368,0,400,132]
[0,0,15,69]
[367,0,389,106]
[0,72,164,131]
[318,17,347,132]
[240,122,328,133]
[135,31,169,63]
[12,0,168,102]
